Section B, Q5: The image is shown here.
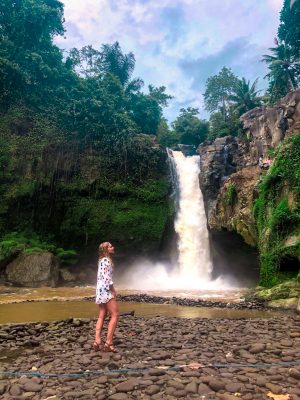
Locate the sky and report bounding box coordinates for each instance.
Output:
[56,0,283,122]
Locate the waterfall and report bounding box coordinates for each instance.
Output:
[118,149,235,292]
[169,149,213,285]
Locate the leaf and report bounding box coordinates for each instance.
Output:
[182,362,205,370]
[267,392,291,400]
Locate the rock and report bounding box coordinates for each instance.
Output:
[265,383,282,394]
[225,382,242,392]
[144,384,161,395]
[109,394,129,400]
[219,394,240,400]
[147,368,166,376]
[115,380,136,392]
[9,384,22,396]
[289,368,300,380]
[0,383,7,395]
[208,377,226,391]
[6,252,59,287]
[198,383,211,395]
[249,343,266,354]
[268,298,299,310]
[23,382,42,392]
[185,380,198,393]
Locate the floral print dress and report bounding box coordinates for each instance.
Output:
[95,257,114,304]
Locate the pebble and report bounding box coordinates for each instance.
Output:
[0,312,298,399]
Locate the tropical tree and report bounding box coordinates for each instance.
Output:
[262,42,300,103]
[172,107,209,147]
[203,67,239,121]
[100,42,135,86]
[278,0,300,59]
[229,78,262,116]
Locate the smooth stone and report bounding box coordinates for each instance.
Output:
[255,377,267,387]
[147,368,166,376]
[219,394,241,400]
[0,383,7,395]
[108,394,129,400]
[198,383,212,395]
[167,380,185,390]
[185,380,198,393]
[289,368,300,380]
[249,343,266,354]
[265,383,282,394]
[115,380,136,392]
[225,382,242,393]
[23,382,43,392]
[208,378,226,391]
[144,385,161,395]
[173,389,187,397]
[9,384,22,396]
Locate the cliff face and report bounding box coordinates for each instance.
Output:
[240,89,300,163]
[0,134,172,257]
[199,90,300,239]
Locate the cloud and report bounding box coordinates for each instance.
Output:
[57,0,283,121]
[180,37,268,93]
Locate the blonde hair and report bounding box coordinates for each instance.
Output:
[99,242,113,261]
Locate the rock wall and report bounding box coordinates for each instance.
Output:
[199,89,300,246]
[240,89,300,162]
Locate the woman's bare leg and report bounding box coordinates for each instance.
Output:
[105,298,119,345]
[95,304,107,344]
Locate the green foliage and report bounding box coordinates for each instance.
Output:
[172,107,209,147]
[204,67,239,115]
[0,0,173,258]
[229,78,262,116]
[278,0,300,59]
[157,118,180,148]
[262,42,300,104]
[204,68,254,140]
[254,134,300,287]
[0,231,77,265]
[208,110,242,140]
[225,182,237,206]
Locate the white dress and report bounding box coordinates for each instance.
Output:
[95,257,114,304]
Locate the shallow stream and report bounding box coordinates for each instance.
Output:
[0,286,283,324]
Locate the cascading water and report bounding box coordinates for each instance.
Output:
[169,150,212,284]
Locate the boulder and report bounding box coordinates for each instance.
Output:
[6,252,59,287]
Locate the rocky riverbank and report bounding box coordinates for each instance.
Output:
[0,315,299,399]
[97,294,266,311]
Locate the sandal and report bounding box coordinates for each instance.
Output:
[104,342,118,353]
[93,341,103,351]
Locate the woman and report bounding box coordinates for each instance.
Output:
[94,242,119,352]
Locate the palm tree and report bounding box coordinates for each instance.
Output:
[229,78,262,115]
[101,42,136,86]
[262,42,300,102]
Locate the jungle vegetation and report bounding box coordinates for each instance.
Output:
[0,0,173,260]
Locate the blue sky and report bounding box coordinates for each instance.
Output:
[56,0,282,122]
